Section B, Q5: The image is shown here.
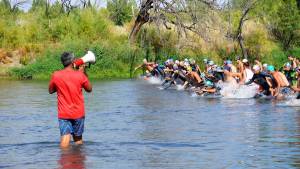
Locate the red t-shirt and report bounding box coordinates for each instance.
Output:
[49,69,90,119]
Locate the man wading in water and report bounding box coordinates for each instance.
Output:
[49,52,92,148]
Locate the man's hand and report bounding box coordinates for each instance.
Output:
[49,75,56,94]
[79,64,89,77]
[79,64,86,73]
[49,86,56,94]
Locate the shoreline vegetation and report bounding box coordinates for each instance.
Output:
[0,0,300,80]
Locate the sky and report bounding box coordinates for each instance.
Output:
[18,0,107,11]
[17,0,227,12]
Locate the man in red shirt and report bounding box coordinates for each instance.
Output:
[49,52,92,148]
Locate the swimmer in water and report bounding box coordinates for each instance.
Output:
[291,67,300,99]
[267,65,291,99]
[245,65,273,97]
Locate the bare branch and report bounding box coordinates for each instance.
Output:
[129,0,219,44]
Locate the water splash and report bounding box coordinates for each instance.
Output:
[147,77,163,85]
[157,86,164,90]
[176,85,185,91]
[219,80,258,99]
[279,98,300,107]
[191,93,198,98]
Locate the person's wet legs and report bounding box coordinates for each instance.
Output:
[73,135,83,145]
[60,134,71,148]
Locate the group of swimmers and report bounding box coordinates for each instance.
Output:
[135,55,300,99]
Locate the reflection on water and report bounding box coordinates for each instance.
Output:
[58,146,86,169]
[1,79,300,168]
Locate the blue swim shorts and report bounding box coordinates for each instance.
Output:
[58,117,85,136]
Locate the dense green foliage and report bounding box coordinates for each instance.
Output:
[107,0,135,26]
[10,40,144,80]
[0,1,143,79]
[264,0,300,50]
[0,0,300,79]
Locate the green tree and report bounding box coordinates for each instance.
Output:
[0,0,27,13]
[107,0,134,26]
[271,0,300,50]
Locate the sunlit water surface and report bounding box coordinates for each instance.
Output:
[0,79,300,169]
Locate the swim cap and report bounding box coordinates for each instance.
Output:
[179,61,184,66]
[253,65,260,71]
[226,60,232,65]
[285,62,291,67]
[205,80,214,87]
[216,66,223,72]
[263,63,268,68]
[208,60,214,66]
[203,58,208,64]
[175,60,179,64]
[189,59,196,64]
[242,59,248,63]
[267,65,275,72]
[173,64,178,70]
[184,62,190,67]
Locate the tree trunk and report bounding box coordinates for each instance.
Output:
[45,0,50,17]
[129,50,136,78]
[236,3,253,59]
[129,0,153,44]
[238,35,247,59]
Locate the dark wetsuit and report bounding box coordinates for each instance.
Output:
[267,74,278,89]
[245,72,274,96]
[297,93,300,99]
[163,64,187,88]
[190,64,201,74]
[296,78,300,99]
[175,66,187,82]
[213,71,225,82]
[154,64,165,78]
[191,64,197,72]
[283,69,295,86]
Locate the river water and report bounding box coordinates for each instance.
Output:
[0,79,300,169]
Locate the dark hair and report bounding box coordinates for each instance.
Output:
[61,52,74,67]
[244,62,250,67]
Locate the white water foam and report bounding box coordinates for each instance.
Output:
[157,86,164,90]
[147,77,163,85]
[279,99,300,107]
[191,93,198,98]
[176,85,185,91]
[219,80,258,99]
